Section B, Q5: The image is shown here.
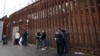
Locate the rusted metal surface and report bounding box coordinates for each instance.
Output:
[3,0,100,55]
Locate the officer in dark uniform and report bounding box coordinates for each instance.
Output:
[22,30,28,46]
[55,28,65,56]
[62,29,69,53]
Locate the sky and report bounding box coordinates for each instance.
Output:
[0,0,36,18]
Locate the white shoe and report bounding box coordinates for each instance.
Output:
[45,47,47,49]
[41,48,46,50]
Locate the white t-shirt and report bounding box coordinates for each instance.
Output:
[15,32,20,39]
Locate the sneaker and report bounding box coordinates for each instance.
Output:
[41,48,46,50]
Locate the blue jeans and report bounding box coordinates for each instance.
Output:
[41,39,47,48]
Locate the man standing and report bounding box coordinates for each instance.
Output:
[41,31,47,50]
[55,28,65,56]
[14,31,20,45]
[35,30,41,49]
[62,29,69,54]
[2,35,8,45]
[22,30,28,46]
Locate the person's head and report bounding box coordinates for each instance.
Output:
[42,30,45,33]
[37,29,40,32]
[57,28,62,32]
[3,35,6,37]
[23,30,27,32]
[17,31,19,33]
[62,29,66,32]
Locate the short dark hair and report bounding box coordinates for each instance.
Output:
[58,28,62,30]
[62,29,66,32]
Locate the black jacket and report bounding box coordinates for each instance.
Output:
[55,31,64,43]
[36,32,41,40]
[41,32,46,40]
[22,31,28,41]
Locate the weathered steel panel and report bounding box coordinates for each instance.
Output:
[3,0,100,55]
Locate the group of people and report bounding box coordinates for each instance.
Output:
[35,28,69,56]
[35,30,47,50]
[14,30,28,46]
[2,28,69,56]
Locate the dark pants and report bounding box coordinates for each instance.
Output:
[22,40,27,46]
[14,39,19,45]
[41,39,47,48]
[2,39,7,45]
[36,39,41,49]
[64,40,69,53]
[56,40,65,56]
